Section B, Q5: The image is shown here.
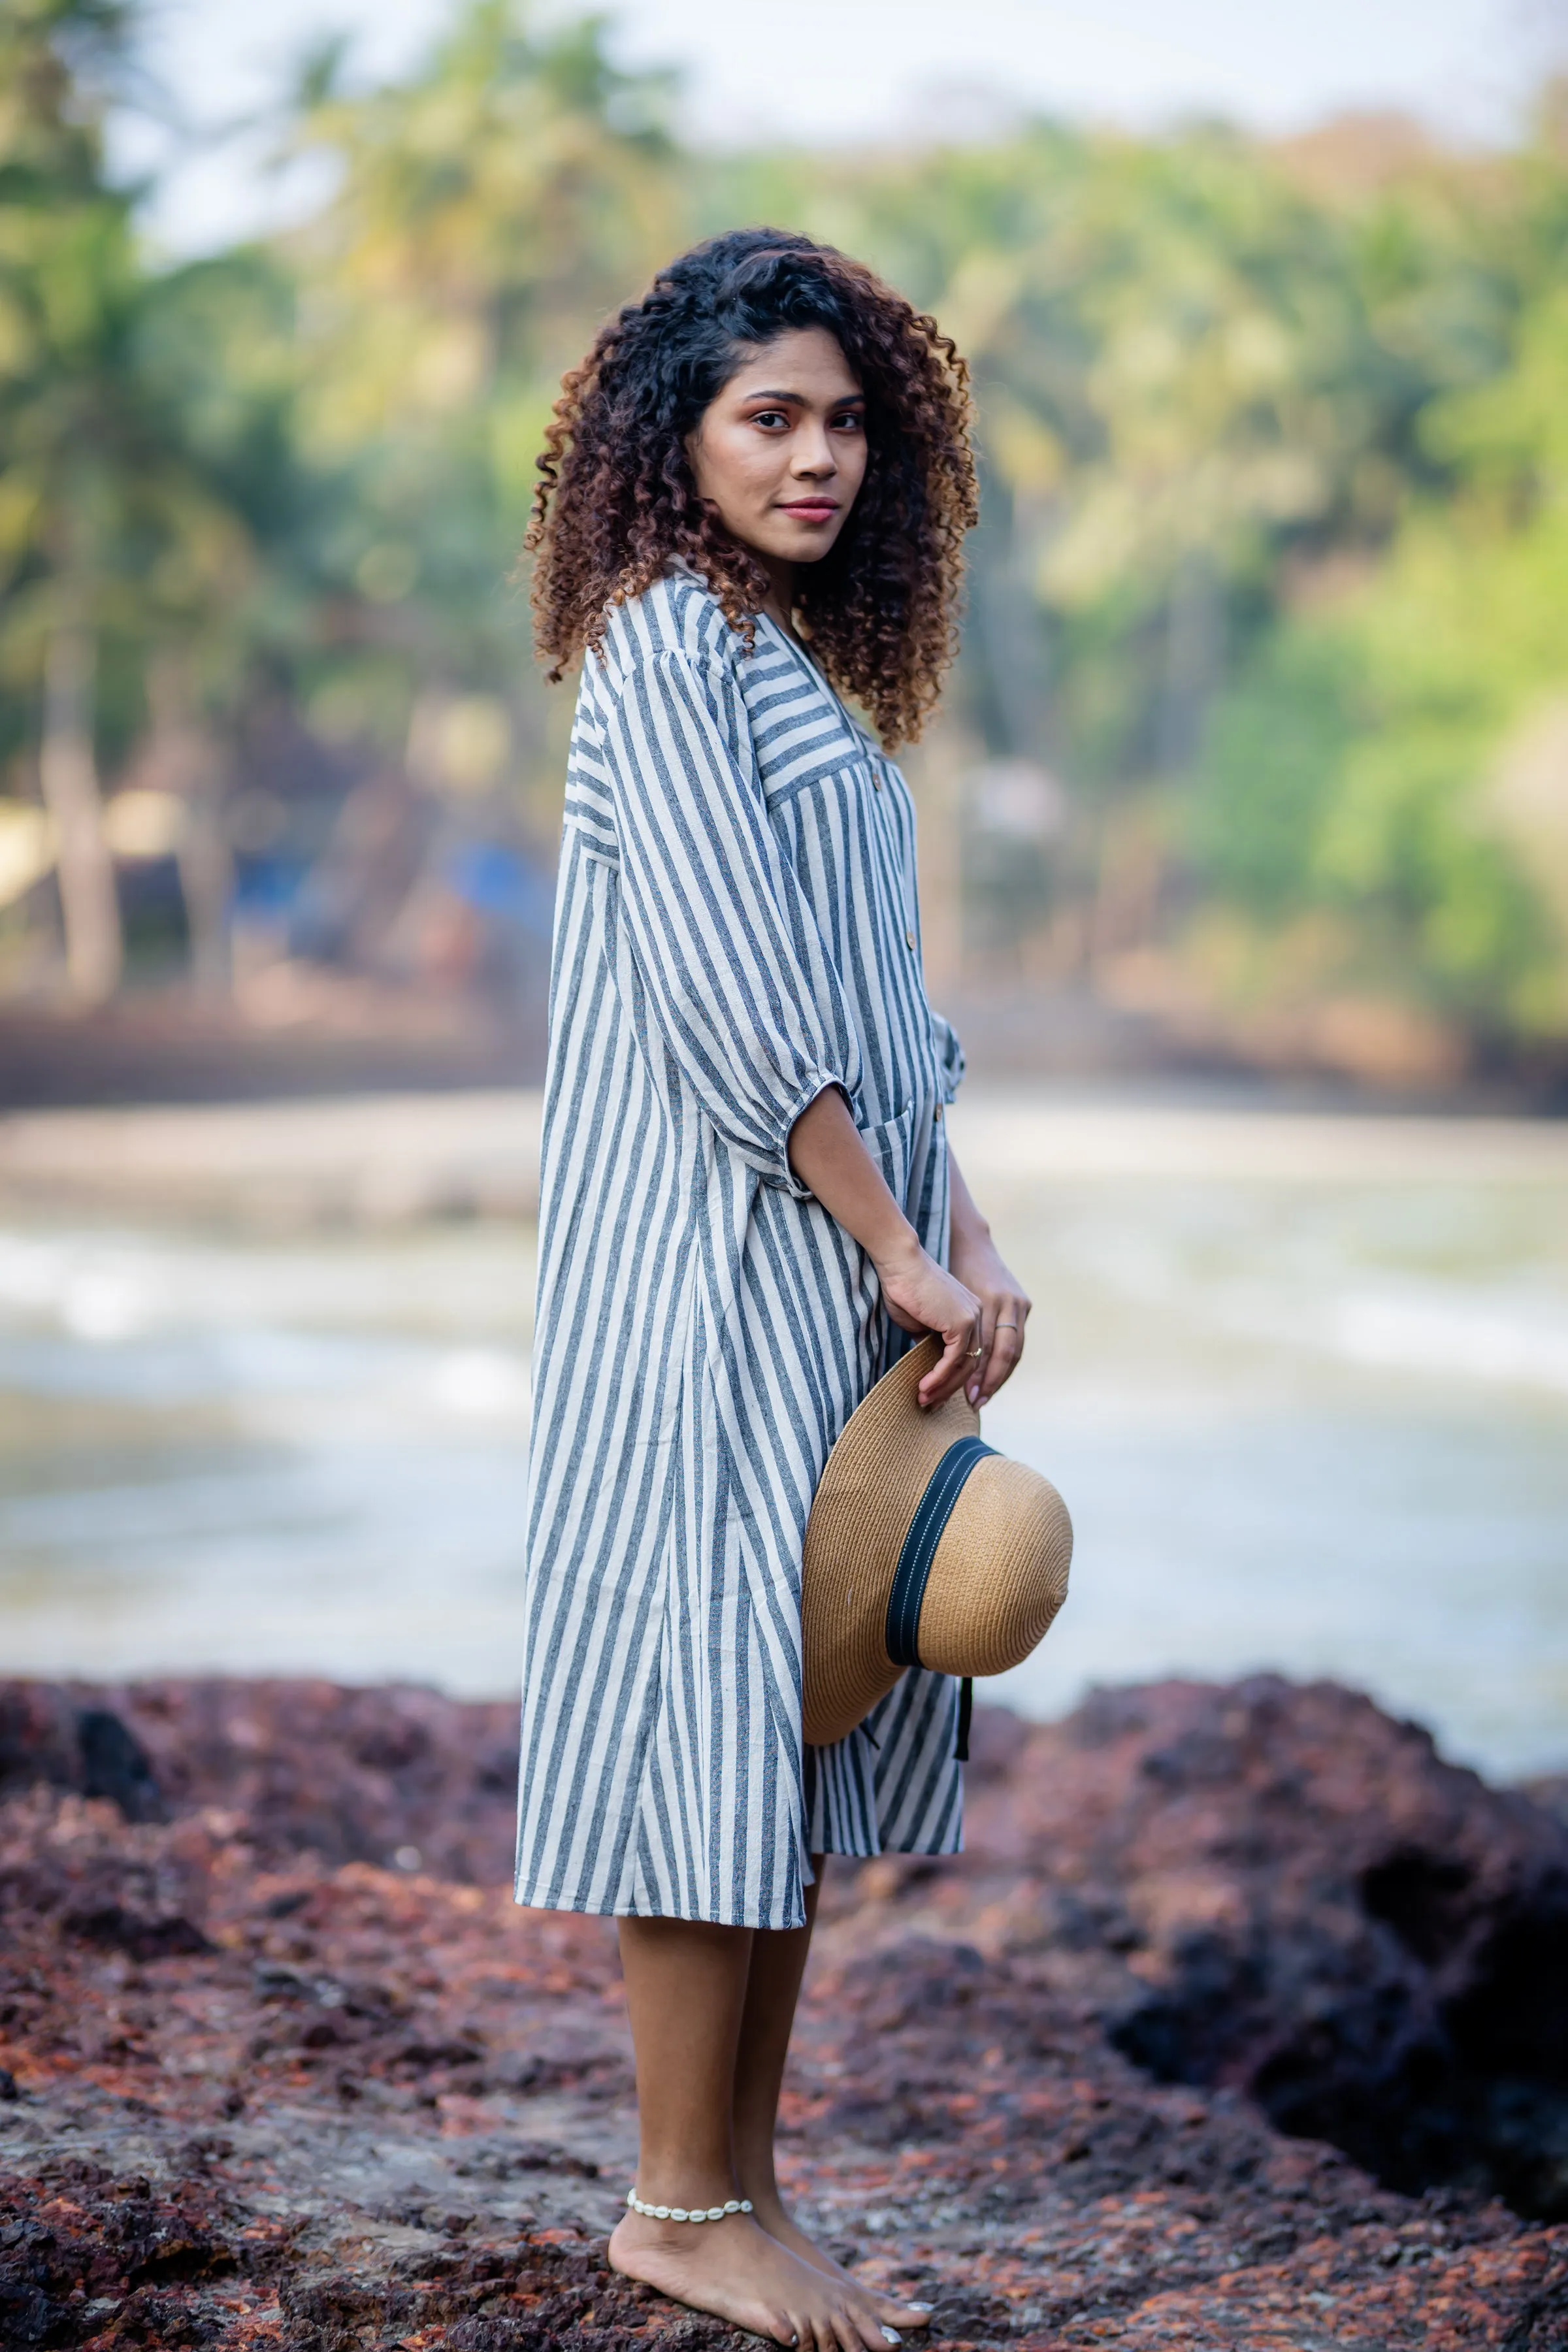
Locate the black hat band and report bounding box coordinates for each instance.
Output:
[884,1435,996,1669]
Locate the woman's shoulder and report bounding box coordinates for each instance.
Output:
[595,566,743,688]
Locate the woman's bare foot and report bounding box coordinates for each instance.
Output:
[608,2206,903,2349]
[747,2191,932,2331]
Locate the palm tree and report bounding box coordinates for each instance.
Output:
[278,1,685,787]
[0,0,139,996]
[0,0,260,998]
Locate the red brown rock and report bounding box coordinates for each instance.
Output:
[1,1674,1565,2349]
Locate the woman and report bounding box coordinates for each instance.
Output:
[516,229,1031,2351]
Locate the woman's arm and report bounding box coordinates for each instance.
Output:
[787,1086,981,1408]
[947,1146,1031,1404]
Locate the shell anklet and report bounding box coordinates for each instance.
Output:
[625,2187,752,2223]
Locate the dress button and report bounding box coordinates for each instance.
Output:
[872,774,883,791]
[934,1103,943,1123]
[904,927,916,951]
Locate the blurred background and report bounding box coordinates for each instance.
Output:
[1,0,1564,1782]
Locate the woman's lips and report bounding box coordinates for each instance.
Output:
[779,500,839,521]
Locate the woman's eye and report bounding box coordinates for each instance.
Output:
[832,412,864,432]
[751,410,787,429]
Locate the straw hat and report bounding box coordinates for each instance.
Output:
[801,1335,1073,1748]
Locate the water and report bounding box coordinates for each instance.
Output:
[1,1096,1564,1782]
[969,1127,1568,1781]
[0,1223,537,1694]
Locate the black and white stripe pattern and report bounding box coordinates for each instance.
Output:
[515,572,967,1931]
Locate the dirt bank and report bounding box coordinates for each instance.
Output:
[5,1090,1566,1233]
[2,1675,1566,2349]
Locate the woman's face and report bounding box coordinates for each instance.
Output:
[687,326,868,573]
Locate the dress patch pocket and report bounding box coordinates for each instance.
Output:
[858,1103,917,1209]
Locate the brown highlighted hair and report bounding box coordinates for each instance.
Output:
[525,229,977,746]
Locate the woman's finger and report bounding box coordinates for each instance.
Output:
[965,1311,988,1406]
[920,1324,975,1405]
[919,1307,982,1407]
[977,1314,1025,1403]
[966,1294,1028,1404]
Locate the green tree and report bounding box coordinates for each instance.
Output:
[0,0,253,996]
[1191,107,1568,1040]
[0,0,140,996]
[278,1,685,812]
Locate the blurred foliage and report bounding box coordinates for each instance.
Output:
[0,1,240,740]
[1181,148,1568,1039]
[1,0,1567,1052]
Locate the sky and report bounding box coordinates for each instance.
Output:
[129,0,1564,255]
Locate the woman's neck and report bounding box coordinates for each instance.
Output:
[755,553,798,640]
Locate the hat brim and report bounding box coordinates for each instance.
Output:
[801,1339,976,1748]
[801,1337,1073,1750]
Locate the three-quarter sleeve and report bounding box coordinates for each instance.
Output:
[600,645,858,1194]
[930,1009,966,1105]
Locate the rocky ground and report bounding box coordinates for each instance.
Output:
[1,1674,1565,2350]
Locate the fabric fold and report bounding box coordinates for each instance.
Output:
[604,645,860,1197]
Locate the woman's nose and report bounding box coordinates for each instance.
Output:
[792,427,838,477]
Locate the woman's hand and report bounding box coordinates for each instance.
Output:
[872,1233,983,1409]
[786,1088,981,1409]
[948,1148,1031,1407]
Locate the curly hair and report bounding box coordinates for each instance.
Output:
[525,229,977,747]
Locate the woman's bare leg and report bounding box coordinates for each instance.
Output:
[607,1915,898,2350]
[734,1861,931,2330]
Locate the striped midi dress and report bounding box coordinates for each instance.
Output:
[514,570,967,1932]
